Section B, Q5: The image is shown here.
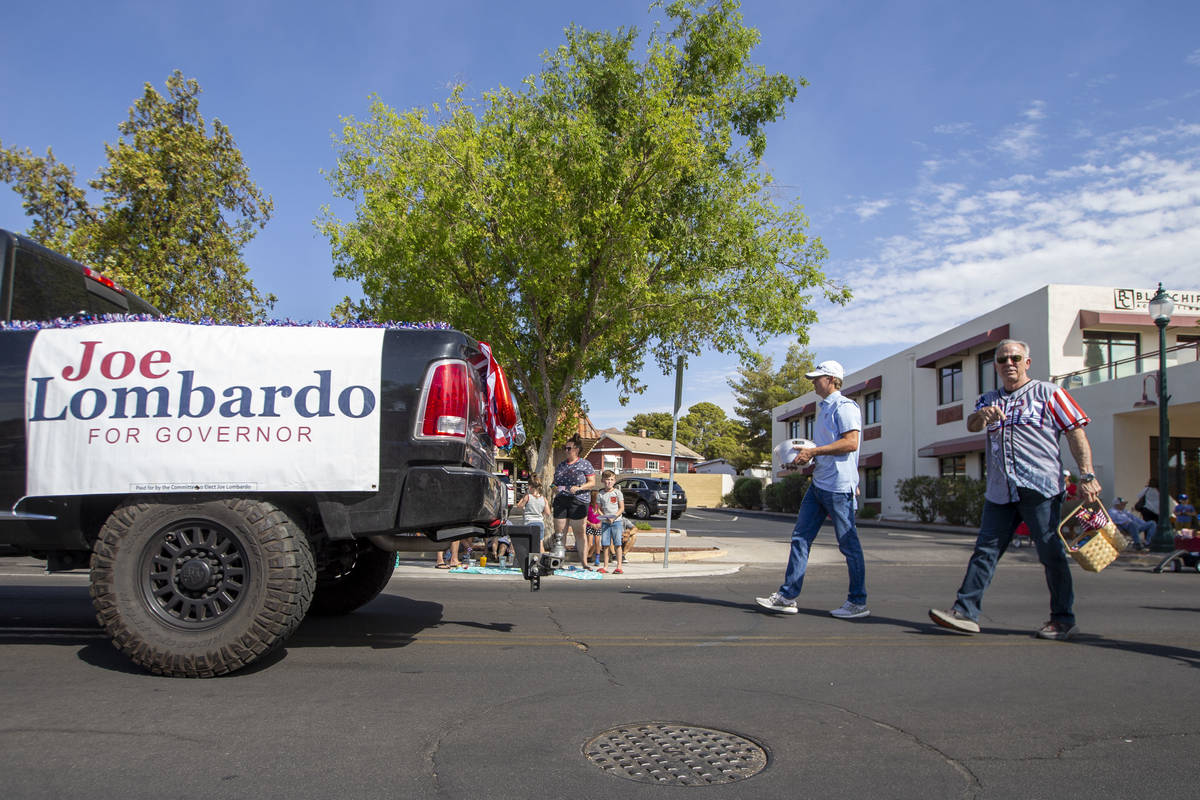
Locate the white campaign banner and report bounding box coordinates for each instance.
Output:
[25,323,384,496]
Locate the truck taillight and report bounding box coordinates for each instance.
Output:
[83,266,123,293]
[417,360,470,438]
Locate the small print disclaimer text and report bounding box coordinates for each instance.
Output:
[131,482,258,492]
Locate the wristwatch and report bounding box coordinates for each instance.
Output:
[1079,472,1096,483]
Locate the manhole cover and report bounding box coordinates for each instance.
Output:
[583,722,767,786]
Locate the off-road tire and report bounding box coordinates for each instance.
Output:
[90,496,315,678]
[309,539,396,616]
[633,501,651,520]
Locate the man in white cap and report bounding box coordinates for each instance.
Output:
[756,360,869,619]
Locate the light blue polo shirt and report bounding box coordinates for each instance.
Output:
[811,390,862,493]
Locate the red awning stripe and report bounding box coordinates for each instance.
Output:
[843,375,883,396]
[917,433,987,458]
[776,401,817,422]
[915,324,1010,368]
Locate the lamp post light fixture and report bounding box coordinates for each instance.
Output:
[1148,283,1175,552]
[1133,374,1157,408]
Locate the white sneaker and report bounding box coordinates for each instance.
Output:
[830,601,870,619]
[928,607,980,634]
[755,592,798,614]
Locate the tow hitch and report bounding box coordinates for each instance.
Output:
[505,523,562,591]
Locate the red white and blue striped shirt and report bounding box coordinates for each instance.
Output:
[977,380,1090,504]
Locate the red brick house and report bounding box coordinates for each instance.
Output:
[586,429,702,475]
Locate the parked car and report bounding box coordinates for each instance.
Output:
[615,476,686,519]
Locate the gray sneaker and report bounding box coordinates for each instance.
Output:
[755,592,798,614]
[1035,620,1078,640]
[830,601,870,619]
[929,607,981,634]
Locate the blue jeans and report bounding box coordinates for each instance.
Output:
[953,488,1074,626]
[778,486,867,605]
[1117,517,1155,547]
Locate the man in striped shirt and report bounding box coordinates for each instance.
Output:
[930,338,1101,641]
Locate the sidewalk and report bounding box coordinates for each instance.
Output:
[389,510,1165,582]
[393,527,746,582]
[698,506,1167,568]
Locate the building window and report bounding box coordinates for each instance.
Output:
[789,420,803,439]
[864,467,881,499]
[1178,334,1200,363]
[940,455,966,477]
[602,454,622,472]
[1082,330,1139,383]
[938,362,963,405]
[977,349,999,395]
[644,460,660,472]
[803,415,815,440]
[863,391,880,425]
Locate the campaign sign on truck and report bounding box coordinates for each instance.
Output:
[24,323,384,496]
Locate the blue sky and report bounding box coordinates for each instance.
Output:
[2,1,1198,431]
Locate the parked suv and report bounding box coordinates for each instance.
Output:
[615,476,686,519]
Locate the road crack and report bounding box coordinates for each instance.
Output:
[543,604,622,686]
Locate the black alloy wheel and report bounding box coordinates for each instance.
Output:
[139,519,249,629]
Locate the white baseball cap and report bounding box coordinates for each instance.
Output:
[805,360,845,380]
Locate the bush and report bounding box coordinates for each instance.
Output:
[732,477,763,509]
[895,475,985,524]
[936,476,985,526]
[896,476,939,523]
[776,473,809,514]
[857,504,879,520]
[763,482,783,512]
[722,491,738,508]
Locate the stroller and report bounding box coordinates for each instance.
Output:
[1152,529,1200,573]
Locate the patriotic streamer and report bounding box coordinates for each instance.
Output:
[0,313,452,331]
[476,341,525,449]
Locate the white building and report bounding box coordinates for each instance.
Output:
[772,284,1200,519]
[692,458,738,476]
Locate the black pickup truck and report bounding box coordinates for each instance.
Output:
[0,229,545,677]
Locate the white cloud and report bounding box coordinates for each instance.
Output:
[809,123,1200,353]
[933,122,973,135]
[1187,48,1200,67]
[855,198,891,220]
[990,102,1048,161]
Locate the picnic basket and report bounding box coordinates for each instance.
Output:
[1057,502,1124,572]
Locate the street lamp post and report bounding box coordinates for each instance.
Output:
[1148,283,1175,552]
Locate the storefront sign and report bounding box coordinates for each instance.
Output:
[1114,288,1200,313]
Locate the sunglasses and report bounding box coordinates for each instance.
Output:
[995,354,1027,364]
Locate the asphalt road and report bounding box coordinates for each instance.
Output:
[1,511,1196,799]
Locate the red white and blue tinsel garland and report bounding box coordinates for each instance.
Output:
[0,314,453,331]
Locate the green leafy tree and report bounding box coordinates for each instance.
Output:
[320,0,845,483]
[679,401,745,460]
[625,402,743,460]
[624,412,675,440]
[0,71,275,321]
[0,146,96,251]
[729,341,816,463]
